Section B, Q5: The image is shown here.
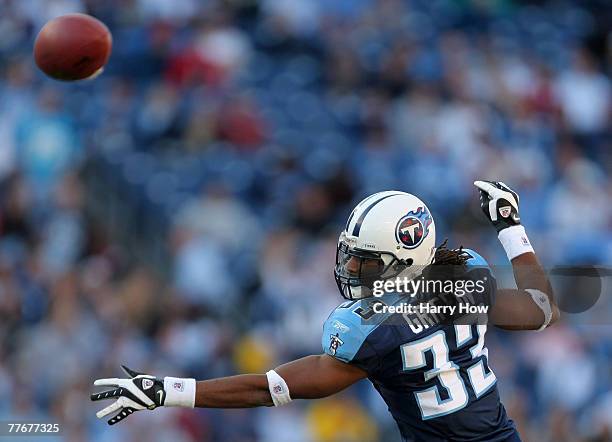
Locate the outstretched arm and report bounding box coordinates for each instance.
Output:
[92,355,367,424]
[194,354,367,408]
[474,180,560,331]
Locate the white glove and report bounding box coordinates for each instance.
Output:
[474,180,521,232]
[91,365,167,425]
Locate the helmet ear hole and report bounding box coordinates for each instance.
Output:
[404,258,414,266]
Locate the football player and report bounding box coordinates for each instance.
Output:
[92,181,559,441]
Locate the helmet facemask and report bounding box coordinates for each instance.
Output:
[334,240,414,300]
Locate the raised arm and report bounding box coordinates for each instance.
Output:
[91,355,367,425]
[474,180,560,331]
[490,251,560,330]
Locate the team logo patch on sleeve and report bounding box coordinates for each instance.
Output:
[395,206,432,249]
[329,333,344,356]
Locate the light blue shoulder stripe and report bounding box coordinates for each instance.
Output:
[321,296,401,362]
[463,248,489,268]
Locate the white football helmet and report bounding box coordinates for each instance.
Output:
[334,191,436,299]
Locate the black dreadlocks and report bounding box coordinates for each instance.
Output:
[432,239,471,266]
[420,239,472,282]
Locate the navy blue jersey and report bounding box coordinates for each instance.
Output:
[322,250,519,442]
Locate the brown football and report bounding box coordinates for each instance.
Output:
[34,13,112,81]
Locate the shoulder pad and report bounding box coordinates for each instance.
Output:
[463,248,497,304]
[463,249,490,269]
[321,300,381,363]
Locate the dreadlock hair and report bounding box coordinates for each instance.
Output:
[422,239,471,281]
[432,239,471,266]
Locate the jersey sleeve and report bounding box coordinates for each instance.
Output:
[464,249,497,307]
[321,303,380,373]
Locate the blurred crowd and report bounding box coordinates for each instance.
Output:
[0,0,611,441]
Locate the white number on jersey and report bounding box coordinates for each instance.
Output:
[400,325,496,419]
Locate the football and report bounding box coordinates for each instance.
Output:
[34,13,112,81]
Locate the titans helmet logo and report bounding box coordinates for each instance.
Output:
[395,206,432,249]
